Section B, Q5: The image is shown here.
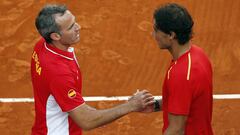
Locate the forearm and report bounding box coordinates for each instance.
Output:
[163,127,184,135]
[163,113,186,135]
[70,90,154,130]
[81,102,134,130]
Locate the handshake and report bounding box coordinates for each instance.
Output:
[127,90,160,113]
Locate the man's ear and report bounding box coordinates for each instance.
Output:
[50,33,61,41]
[169,32,176,39]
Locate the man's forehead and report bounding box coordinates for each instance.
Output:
[54,10,74,29]
[54,10,73,21]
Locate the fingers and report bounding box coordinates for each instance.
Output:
[134,89,150,96]
[144,96,154,103]
[143,93,153,98]
[137,90,154,105]
[132,89,151,96]
[133,90,153,100]
[140,89,150,95]
[129,89,155,111]
[142,94,154,106]
[133,89,139,96]
[139,92,153,100]
[144,100,155,106]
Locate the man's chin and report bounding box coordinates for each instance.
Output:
[158,44,169,50]
[72,38,80,44]
[158,45,165,49]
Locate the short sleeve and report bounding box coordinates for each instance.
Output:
[49,73,85,112]
[167,71,193,115]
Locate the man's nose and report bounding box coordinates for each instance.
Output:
[75,23,81,31]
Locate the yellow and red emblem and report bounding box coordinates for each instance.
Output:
[68,89,77,98]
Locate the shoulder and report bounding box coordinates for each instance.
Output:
[190,45,212,72]
[34,37,45,51]
[191,45,211,63]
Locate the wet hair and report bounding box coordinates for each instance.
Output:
[35,4,67,43]
[153,3,194,45]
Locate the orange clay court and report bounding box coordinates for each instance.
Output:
[0,0,240,135]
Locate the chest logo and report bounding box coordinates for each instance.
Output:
[68,89,77,98]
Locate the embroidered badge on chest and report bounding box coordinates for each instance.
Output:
[68,89,77,99]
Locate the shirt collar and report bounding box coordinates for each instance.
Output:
[44,42,74,60]
[171,45,192,64]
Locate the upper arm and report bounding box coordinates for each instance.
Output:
[164,113,187,135]
[49,73,84,112]
[168,69,193,115]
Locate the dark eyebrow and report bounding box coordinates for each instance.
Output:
[68,22,75,30]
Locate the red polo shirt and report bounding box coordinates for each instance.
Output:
[162,45,213,135]
[31,38,85,135]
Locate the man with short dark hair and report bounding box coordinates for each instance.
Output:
[31,4,154,135]
[147,3,213,135]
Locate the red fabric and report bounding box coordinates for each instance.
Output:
[31,38,84,135]
[162,45,213,135]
